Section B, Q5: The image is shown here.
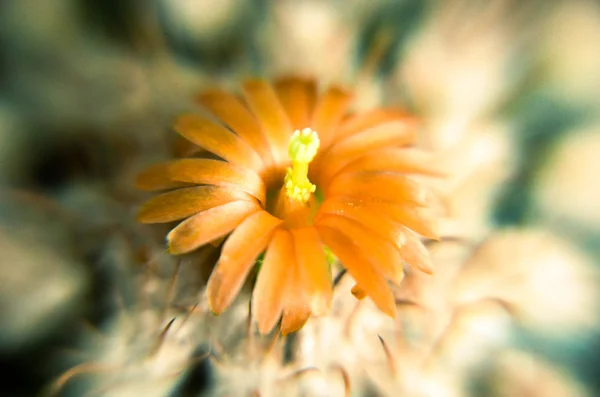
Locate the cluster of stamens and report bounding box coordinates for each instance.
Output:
[284,128,320,203]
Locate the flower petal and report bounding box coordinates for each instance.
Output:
[400,231,434,275]
[320,196,439,240]
[310,86,354,150]
[168,158,266,205]
[316,198,409,252]
[275,77,317,130]
[388,205,439,240]
[325,171,430,207]
[207,210,283,314]
[137,186,253,224]
[281,301,311,336]
[316,226,396,317]
[135,162,193,191]
[312,109,409,178]
[337,148,446,178]
[290,227,333,315]
[253,229,294,334]
[320,119,419,185]
[174,114,263,171]
[317,198,434,275]
[281,246,311,335]
[242,79,293,164]
[316,215,405,286]
[195,89,274,166]
[167,200,260,255]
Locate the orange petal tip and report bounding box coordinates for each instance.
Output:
[281,309,310,336]
[207,282,227,316]
[165,234,187,256]
[418,261,435,275]
[383,304,397,319]
[351,284,367,300]
[166,241,178,255]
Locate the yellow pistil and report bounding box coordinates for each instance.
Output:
[284,128,320,203]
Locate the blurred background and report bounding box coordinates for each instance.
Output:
[1,0,599,396]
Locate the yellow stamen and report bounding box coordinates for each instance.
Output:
[284,128,320,202]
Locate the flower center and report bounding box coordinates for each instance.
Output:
[284,128,320,203]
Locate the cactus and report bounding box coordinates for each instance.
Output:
[1,1,599,396]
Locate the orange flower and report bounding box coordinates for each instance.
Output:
[136,77,441,335]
